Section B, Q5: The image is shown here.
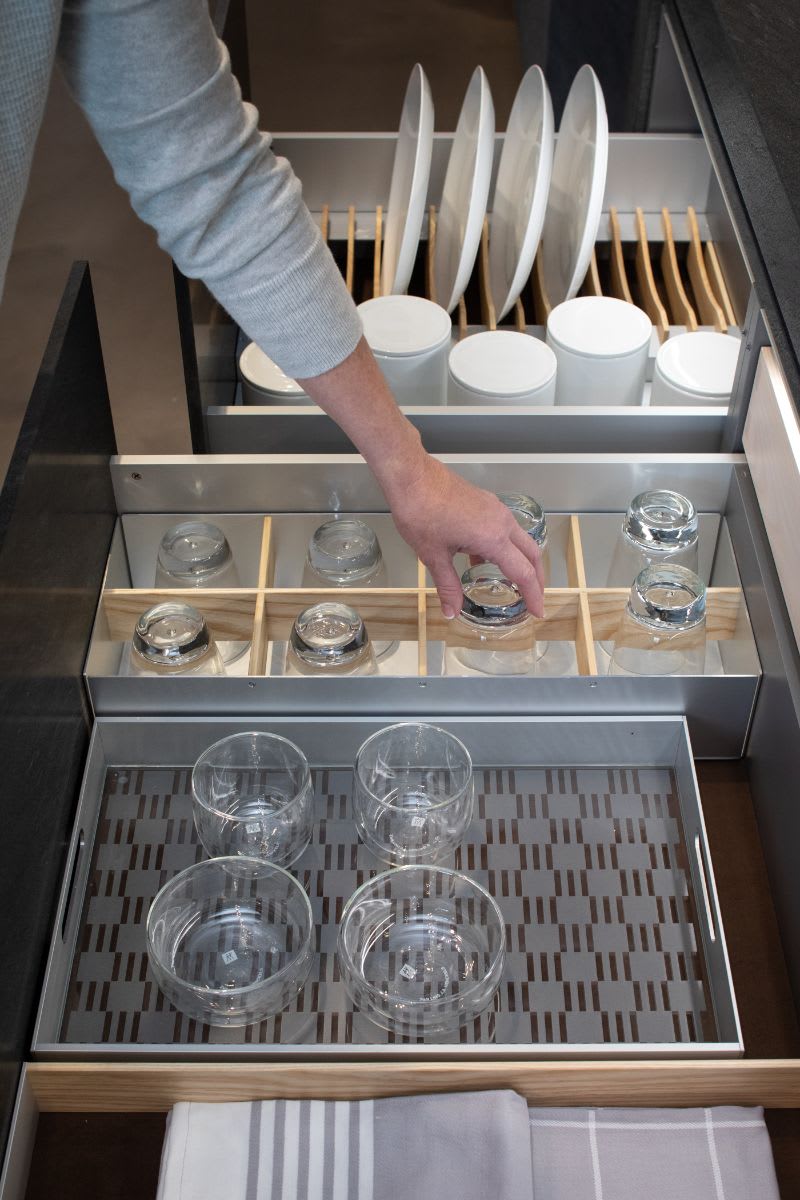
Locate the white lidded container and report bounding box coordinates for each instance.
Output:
[358,295,452,405]
[239,342,312,406]
[546,295,652,406]
[651,331,740,407]
[447,330,557,405]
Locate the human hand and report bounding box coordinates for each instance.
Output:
[384,454,545,619]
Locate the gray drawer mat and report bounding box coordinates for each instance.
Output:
[62,765,713,1047]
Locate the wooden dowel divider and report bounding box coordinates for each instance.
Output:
[704,241,737,327]
[248,516,274,675]
[609,207,634,303]
[532,251,551,325]
[426,205,437,304]
[686,207,726,331]
[320,204,329,245]
[345,205,356,295]
[634,208,669,342]
[372,204,383,298]
[584,248,602,297]
[514,296,527,332]
[457,295,468,339]
[478,217,497,330]
[660,207,698,330]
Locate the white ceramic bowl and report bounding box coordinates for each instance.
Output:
[546,295,652,406]
[651,331,740,406]
[358,295,452,405]
[239,342,312,406]
[448,330,557,405]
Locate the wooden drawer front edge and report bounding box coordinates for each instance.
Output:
[26,1060,800,1111]
[743,347,800,651]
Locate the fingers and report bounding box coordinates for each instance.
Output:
[491,540,545,618]
[509,523,546,592]
[427,554,465,620]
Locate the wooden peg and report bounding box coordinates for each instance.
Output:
[345,205,356,295]
[686,207,726,330]
[634,208,669,342]
[478,217,497,330]
[320,204,329,245]
[582,248,602,297]
[704,241,737,327]
[660,208,697,330]
[457,295,468,339]
[372,204,383,299]
[514,296,527,332]
[532,251,551,325]
[609,207,633,304]
[426,205,437,304]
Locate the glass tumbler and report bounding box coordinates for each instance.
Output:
[303,518,386,586]
[192,732,313,867]
[609,563,707,676]
[607,490,699,586]
[128,601,225,676]
[337,865,506,1037]
[147,857,313,1027]
[448,564,536,676]
[286,601,377,676]
[353,722,474,865]
[499,493,550,660]
[155,520,240,588]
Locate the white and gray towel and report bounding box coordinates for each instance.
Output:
[156,1091,780,1200]
[528,1105,780,1200]
[156,1090,534,1200]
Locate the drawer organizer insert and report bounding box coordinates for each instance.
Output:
[33,716,741,1059]
[84,503,760,756]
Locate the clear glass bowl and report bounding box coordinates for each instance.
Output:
[155,520,240,588]
[192,732,313,867]
[353,723,473,865]
[147,857,313,1027]
[338,865,506,1036]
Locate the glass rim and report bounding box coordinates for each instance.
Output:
[337,864,505,1008]
[191,731,312,820]
[629,563,707,628]
[354,722,473,812]
[146,856,313,998]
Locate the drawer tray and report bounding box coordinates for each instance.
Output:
[33,716,741,1059]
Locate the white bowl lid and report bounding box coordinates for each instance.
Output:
[358,295,453,357]
[547,295,652,358]
[448,330,557,397]
[655,331,740,395]
[239,342,308,395]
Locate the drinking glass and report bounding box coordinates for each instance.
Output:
[337,865,505,1036]
[609,563,707,676]
[155,521,240,588]
[607,490,699,586]
[353,722,474,864]
[192,732,313,867]
[147,857,313,1027]
[286,601,377,676]
[303,518,386,587]
[448,564,536,676]
[128,601,225,677]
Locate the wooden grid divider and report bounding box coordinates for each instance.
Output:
[686,206,726,331]
[531,250,551,324]
[567,515,598,676]
[583,248,603,297]
[514,296,527,332]
[248,516,274,676]
[417,559,428,676]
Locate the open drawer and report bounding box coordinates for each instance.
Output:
[3,1060,800,1200]
[33,715,740,1061]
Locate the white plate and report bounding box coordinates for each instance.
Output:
[540,64,608,307]
[433,66,495,313]
[381,64,435,296]
[488,66,554,321]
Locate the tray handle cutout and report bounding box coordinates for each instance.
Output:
[694,833,717,945]
[60,830,86,941]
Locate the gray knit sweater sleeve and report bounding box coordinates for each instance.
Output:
[52,0,362,378]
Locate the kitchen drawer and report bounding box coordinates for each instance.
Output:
[33,714,740,1061]
[3,1061,800,1200]
[85,455,761,758]
[198,133,752,456]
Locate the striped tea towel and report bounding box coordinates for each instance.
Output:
[156,1090,534,1200]
[528,1106,780,1199]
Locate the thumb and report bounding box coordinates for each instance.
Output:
[428,556,464,621]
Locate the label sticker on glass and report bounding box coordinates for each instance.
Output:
[221,949,238,965]
[399,963,416,981]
